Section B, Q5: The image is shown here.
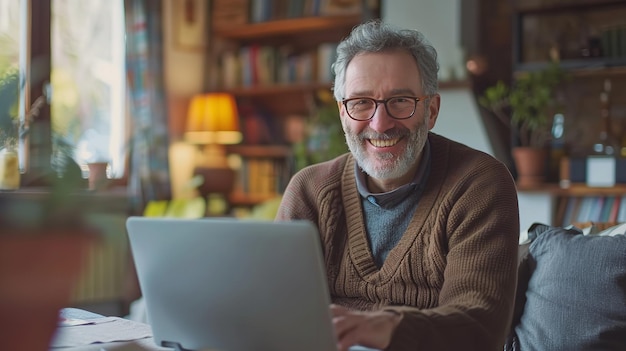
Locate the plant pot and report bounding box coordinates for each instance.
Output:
[0,232,96,351]
[512,147,548,187]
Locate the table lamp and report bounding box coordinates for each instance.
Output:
[185,93,242,197]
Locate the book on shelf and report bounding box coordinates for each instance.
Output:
[222,44,328,88]
[233,156,291,199]
[600,195,615,223]
[319,0,362,16]
[317,42,338,83]
[588,196,603,223]
[221,50,240,89]
[318,0,379,16]
[247,0,341,22]
[239,46,253,86]
[618,196,626,223]
[554,196,569,227]
[574,197,589,224]
[212,0,249,30]
[287,0,307,18]
[250,0,273,23]
[560,195,625,227]
[256,46,276,85]
[562,197,581,227]
[609,196,621,223]
[237,101,283,145]
[559,196,578,227]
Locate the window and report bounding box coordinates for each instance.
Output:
[0,0,126,182]
[0,0,22,145]
[52,0,126,178]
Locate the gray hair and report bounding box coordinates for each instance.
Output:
[332,20,439,101]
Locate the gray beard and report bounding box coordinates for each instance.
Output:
[344,119,429,180]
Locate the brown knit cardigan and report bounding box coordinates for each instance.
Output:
[276,133,520,351]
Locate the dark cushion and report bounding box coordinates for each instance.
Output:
[513,226,626,351]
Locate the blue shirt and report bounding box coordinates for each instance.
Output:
[354,141,431,267]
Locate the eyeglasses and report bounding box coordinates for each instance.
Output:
[341,96,429,121]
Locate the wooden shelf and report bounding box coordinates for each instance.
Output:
[226,144,292,158]
[223,82,331,97]
[517,183,626,196]
[515,59,626,76]
[224,80,470,98]
[0,186,130,214]
[228,192,281,206]
[213,5,380,208]
[513,0,626,71]
[215,15,365,40]
[515,0,625,15]
[511,0,626,226]
[439,80,471,90]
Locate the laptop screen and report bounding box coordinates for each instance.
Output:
[126,217,337,351]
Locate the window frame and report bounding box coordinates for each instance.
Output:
[20,0,128,189]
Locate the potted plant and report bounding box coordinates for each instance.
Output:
[0,67,97,350]
[293,89,349,171]
[479,62,566,186]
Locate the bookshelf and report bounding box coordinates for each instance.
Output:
[226,144,293,207]
[511,0,626,152]
[555,194,626,227]
[511,0,626,227]
[518,183,626,226]
[210,1,381,207]
[210,1,468,208]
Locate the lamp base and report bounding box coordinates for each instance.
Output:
[193,166,235,197]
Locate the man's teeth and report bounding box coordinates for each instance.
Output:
[369,138,399,147]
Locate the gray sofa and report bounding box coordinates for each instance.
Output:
[505,223,626,350]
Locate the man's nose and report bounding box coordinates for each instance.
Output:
[368,103,396,132]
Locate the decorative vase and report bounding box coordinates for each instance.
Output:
[512,147,548,187]
[0,232,96,351]
[87,162,109,191]
[0,146,20,190]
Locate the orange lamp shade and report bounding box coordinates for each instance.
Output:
[185,93,243,145]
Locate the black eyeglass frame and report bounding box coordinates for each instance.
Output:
[341,95,430,121]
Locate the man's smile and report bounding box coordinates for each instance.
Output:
[368,137,402,148]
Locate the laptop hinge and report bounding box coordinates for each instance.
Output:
[161,341,192,351]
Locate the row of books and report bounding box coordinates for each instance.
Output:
[250,0,365,24]
[600,23,626,59]
[213,0,375,29]
[219,43,338,88]
[251,0,319,23]
[232,157,293,197]
[557,195,626,227]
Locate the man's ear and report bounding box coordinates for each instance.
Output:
[337,101,344,117]
[427,94,441,130]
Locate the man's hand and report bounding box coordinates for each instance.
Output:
[330,304,402,351]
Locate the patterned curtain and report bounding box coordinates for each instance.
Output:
[124,0,171,214]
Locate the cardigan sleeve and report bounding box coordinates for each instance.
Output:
[384,158,520,351]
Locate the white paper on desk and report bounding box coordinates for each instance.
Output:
[50,317,153,348]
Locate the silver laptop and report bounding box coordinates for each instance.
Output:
[126,216,338,351]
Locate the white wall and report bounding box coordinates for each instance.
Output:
[435,88,493,156]
[382,0,550,231]
[382,0,492,156]
[162,1,206,95]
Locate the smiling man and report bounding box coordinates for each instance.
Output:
[276,20,519,351]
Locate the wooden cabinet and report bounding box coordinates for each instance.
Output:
[209,2,380,207]
[513,0,626,72]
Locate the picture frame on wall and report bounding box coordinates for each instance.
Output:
[173,0,208,51]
